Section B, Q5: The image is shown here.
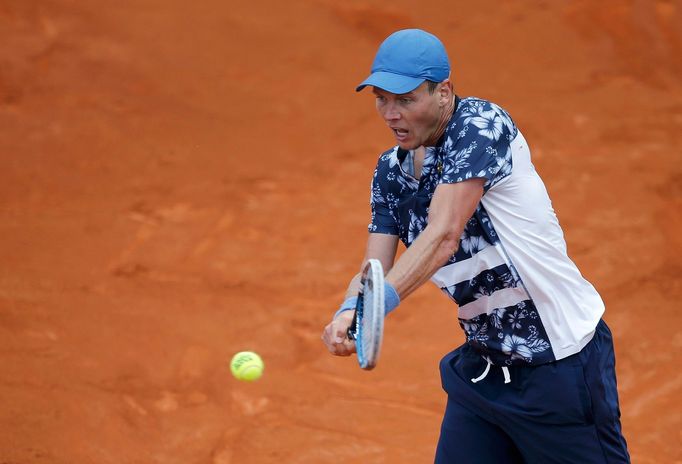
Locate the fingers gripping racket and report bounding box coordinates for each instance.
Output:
[347,259,385,370]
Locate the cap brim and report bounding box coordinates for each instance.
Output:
[355,71,425,94]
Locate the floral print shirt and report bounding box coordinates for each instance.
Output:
[368,96,558,366]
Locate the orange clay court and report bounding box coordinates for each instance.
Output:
[1,1,681,463]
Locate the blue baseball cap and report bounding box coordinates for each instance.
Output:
[356,29,450,94]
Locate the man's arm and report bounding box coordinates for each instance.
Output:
[321,232,399,356]
[321,177,482,355]
[386,178,485,299]
[343,233,399,299]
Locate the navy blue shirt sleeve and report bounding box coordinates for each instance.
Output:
[439,99,517,190]
[368,163,399,235]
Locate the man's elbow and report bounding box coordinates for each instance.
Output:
[441,231,460,256]
[430,224,460,257]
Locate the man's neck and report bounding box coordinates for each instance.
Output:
[424,96,456,147]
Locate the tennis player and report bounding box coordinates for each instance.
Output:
[321,29,630,463]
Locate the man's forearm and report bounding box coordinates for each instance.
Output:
[344,272,362,300]
[385,225,458,300]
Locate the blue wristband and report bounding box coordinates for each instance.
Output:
[333,296,358,319]
[333,283,400,319]
[384,281,400,315]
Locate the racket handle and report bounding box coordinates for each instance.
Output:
[346,290,363,340]
[347,312,357,340]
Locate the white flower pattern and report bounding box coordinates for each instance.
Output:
[465,108,504,140]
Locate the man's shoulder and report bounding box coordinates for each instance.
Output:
[374,145,401,170]
[456,96,513,120]
[371,145,416,193]
[378,145,399,159]
[447,96,518,142]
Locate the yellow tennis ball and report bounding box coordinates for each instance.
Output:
[230,351,264,382]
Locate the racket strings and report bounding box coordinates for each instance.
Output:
[353,259,385,370]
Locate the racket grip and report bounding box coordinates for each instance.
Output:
[347,311,357,340]
[347,289,364,340]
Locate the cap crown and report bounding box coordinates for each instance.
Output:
[372,29,450,81]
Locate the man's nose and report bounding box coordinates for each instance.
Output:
[382,102,401,121]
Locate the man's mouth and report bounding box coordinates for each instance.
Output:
[392,128,409,141]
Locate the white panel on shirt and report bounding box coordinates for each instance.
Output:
[431,243,507,288]
[478,131,605,360]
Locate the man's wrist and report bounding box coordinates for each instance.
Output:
[333,282,400,319]
[384,281,400,314]
[333,296,358,320]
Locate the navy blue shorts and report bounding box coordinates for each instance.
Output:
[435,319,630,463]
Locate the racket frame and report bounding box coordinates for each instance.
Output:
[347,259,385,370]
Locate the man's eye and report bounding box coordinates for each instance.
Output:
[399,98,412,104]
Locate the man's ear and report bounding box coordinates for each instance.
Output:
[439,79,453,106]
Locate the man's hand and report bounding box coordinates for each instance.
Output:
[323,233,398,358]
[321,310,356,356]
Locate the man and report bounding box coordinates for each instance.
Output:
[321,29,630,463]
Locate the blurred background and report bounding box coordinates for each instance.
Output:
[1,0,680,462]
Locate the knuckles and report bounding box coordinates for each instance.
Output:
[321,317,356,356]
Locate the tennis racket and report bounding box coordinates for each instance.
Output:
[347,259,385,370]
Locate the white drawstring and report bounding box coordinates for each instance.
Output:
[471,357,492,383]
[502,366,511,384]
[471,357,512,384]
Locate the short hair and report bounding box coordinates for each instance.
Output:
[427,80,439,94]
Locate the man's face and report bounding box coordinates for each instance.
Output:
[373,82,441,150]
